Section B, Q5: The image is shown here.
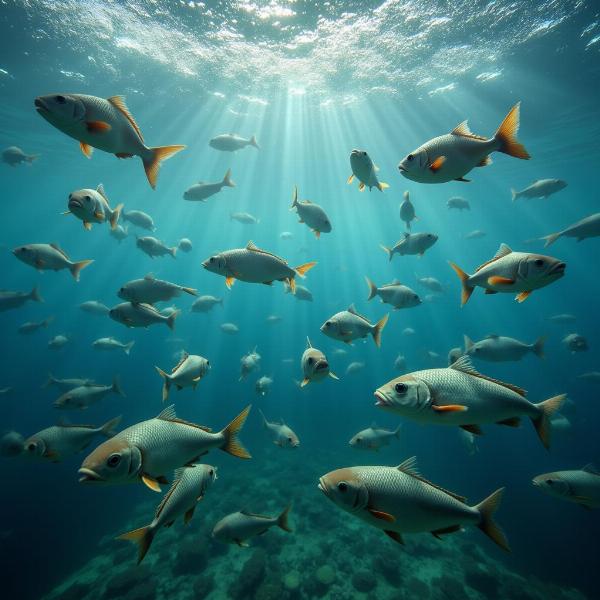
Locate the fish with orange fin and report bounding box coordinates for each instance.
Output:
[449,243,565,305]
[34,93,184,189]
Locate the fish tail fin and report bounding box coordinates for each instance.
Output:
[542,232,561,248]
[372,314,389,348]
[100,415,122,438]
[222,168,235,187]
[143,145,186,189]
[155,367,171,402]
[249,135,260,149]
[365,276,378,301]
[532,394,567,449]
[294,261,316,278]
[377,182,389,191]
[449,262,474,306]
[169,246,177,258]
[124,341,135,356]
[109,203,124,230]
[277,504,293,532]
[494,103,530,160]
[474,488,510,552]
[112,376,125,398]
[166,310,180,331]
[393,424,401,439]
[116,526,155,565]
[42,373,54,388]
[463,334,474,353]
[221,405,252,459]
[182,287,198,297]
[511,189,519,202]
[532,336,546,359]
[290,185,299,209]
[379,244,393,262]
[69,260,94,282]
[30,285,43,303]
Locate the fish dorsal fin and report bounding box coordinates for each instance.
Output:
[475,243,513,273]
[157,404,177,420]
[139,303,160,315]
[451,120,487,141]
[172,352,189,372]
[582,463,600,475]
[485,334,499,339]
[246,240,259,251]
[144,273,155,280]
[108,96,144,143]
[155,476,182,519]
[347,303,369,322]
[96,183,108,202]
[451,356,527,397]
[49,243,69,260]
[396,457,466,503]
[306,337,312,348]
[240,510,271,519]
[245,240,285,262]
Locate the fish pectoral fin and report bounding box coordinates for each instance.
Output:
[460,424,483,436]
[431,524,462,539]
[329,371,339,380]
[184,506,196,525]
[368,508,396,522]
[300,378,310,387]
[225,276,235,289]
[83,222,92,231]
[429,156,446,172]
[141,474,162,492]
[79,141,93,158]
[487,276,514,286]
[313,230,320,239]
[515,291,532,303]
[86,120,112,133]
[496,417,521,427]
[455,177,471,182]
[484,289,498,294]
[477,155,492,167]
[347,174,355,184]
[432,404,468,412]
[94,210,104,220]
[384,530,404,544]
[358,182,365,191]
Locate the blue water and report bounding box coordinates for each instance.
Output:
[1,1,600,599]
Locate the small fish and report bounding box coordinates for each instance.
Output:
[426,351,441,362]
[93,337,135,355]
[321,304,388,347]
[2,145,38,166]
[255,376,273,397]
[54,376,125,410]
[551,415,572,434]
[450,243,565,305]
[109,302,179,330]
[42,374,94,391]
[258,410,300,448]
[511,179,567,202]
[399,191,417,230]
[381,232,438,260]
[464,230,486,240]
[542,213,600,247]
[464,334,545,362]
[458,429,478,455]
[118,464,217,563]
[202,241,316,293]
[416,277,444,293]
[122,210,155,231]
[0,286,42,312]
[155,352,210,401]
[110,224,128,242]
[548,313,576,324]
[285,282,313,301]
[239,347,261,380]
[447,347,463,366]
[280,231,293,240]
[231,212,260,225]
[0,431,24,457]
[78,404,251,490]
[178,238,193,252]
[266,315,282,324]
[365,277,421,310]
[48,334,69,350]
[136,236,177,259]
[447,197,470,211]
[300,338,338,386]
[212,505,291,547]
[562,333,588,353]
[13,243,93,281]
[290,186,332,238]
[578,372,600,383]
[191,295,223,312]
[118,273,196,304]
[23,416,121,462]
[65,184,123,231]
[374,355,566,449]
[183,169,235,201]
[209,134,259,152]
[332,348,348,357]
[398,103,529,184]
[533,464,600,509]
[349,423,400,451]
[34,93,184,188]
[0,387,13,395]
[394,355,406,371]
[403,327,415,336]
[348,149,389,192]
[346,362,366,376]
[221,323,239,335]
[79,300,110,316]
[18,316,53,334]
[319,457,509,550]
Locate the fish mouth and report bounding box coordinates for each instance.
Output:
[68,198,83,209]
[398,165,407,172]
[201,260,208,269]
[318,477,329,496]
[315,361,329,372]
[78,467,103,483]
[550,262,566,275]
[34,97,48,114]
[374,390,388,407]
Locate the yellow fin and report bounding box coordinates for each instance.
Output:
[515,291,532,303]
[347,174,354,184]
[488,276,514,286]
[358,182,365,191]
[79,141,93,158]
[83,222,92,231]
[429,156,446,172]
[141,474,162,492]
[225,276,235,289]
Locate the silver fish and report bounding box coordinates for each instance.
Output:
[321,304,388,347]
[381,232,438,260]
[447,197,470,210]
[290,186,332,238]
[79,300,110,315]
[230,212,260,225]
[54,377,125,410]
[191,295,223,312]
[543,213,600,247]
[209,134,259,152]
[399,191,417,230]
[136,236,177,259]
[92,337,135,355]
[258,410,300,448]
[13,243,93,281]
[0,286,42,312]
[109,302,179,330]
[533,464,600,509]
[155,352,210,401]
[365,277,421,310]
[18,316,53,334]
[2,145,38,166]
[349,423,400,451]
[183,169,235,201]
[300,337,338,386]
[178,238,193,252]
[122,210,155,231]
[42,374,95,391]
[562,333,588,353]
[464,334,545,362]
[118,273,196,304]
[511,179,567,202]
[65,184,122,231]
[348,149,389,192]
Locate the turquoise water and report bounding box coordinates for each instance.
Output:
[1,2,600,599]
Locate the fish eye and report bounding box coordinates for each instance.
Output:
[394,382,408,394]
[209,257,215,263]
[534,259,544,267]
[55,95,66,104]
[337,482,348,492]
[107,453,121,468]
[546,479,553,485]
[361,151,367,156]
[84,195,91,202]
[209,469,214,476]
[288,436,293,442]
[325,321,331,327]
[308,357,314,364]
[407,154,414,161]
[26,443,36,451]
[356,437,362,443]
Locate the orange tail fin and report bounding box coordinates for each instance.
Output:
[495,103,530,160]
[449,262,474,306]
[117,526,155,565]
[143,145,185,189]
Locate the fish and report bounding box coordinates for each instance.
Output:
[34,93,184,188]
[42,374,95,391]
[155,352,210,401]
[258,410,300,448]
[78,404,251,490]
[511,179,567,202]
[548,313,576,324]
[349,423,400,451]
[447,197,470,210]
[542,213,600,247]
[562,333,588,353]
[18,316,53,334]
[394,355,406,371]
[464,230,486,240]
[577,372,600,382]
[533,464,600,509]
[13,243,93,281]
[212,505,291,547]
[0,431,24,457]
[183,169,235,201]
[449,243,566,305]
[374,355,566,449]
[118,273,197,304]
[463,334,545,362]
[0,286,42,312]
[398,103,529,184]
[239,347,261,380]
[92,337,135,355]
[48,334,69,350]
[365,277,421,310]
[550,415,572,434]
[202,241,316,293]
[399,191,417,230]
[65,184,123,231]
[2,145,38,166]
[319,457,509,550]
[221,323,239,335]
[346,362,365,376]
[109,302,179,330]
[110,224,129,242]
[191,295,223,312]
[458,429,478,455]
[117,464,217,563]
[178,238,193,252]
[255,376,273,397]
[54,376,125,410]
[447,347,463,366]
[231,212,260,225]
[348,149,389,192]
[136,236,177,259]
[280,231,293,240]
[290,186,332,238]
[209,134,259,152]
[122,210,156,231]
[285,282,313,301]
[266,315,282,324]
[321,304,388,347]
[300,339,338,387]
[0,387,13,395]
[380,233,438,260]
[23,416,121,462]
[79,301,110,316]
[403,327,415,336]
[416,277,444,293]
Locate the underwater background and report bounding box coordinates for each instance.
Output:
[1,1,600,599]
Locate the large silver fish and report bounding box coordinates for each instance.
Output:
[463,334,545,362]
[542,213,600,247]
[109,302,179,330]
[321,304,388,347]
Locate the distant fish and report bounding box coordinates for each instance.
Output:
[447,197,470,211]
[550,415,572,434]
[258,409,300,448]
[155,352,210,402]
[209,134,259,152]
[65,184,122,231]
[118,273,196,304]
[79,300,110,316]
[122,210,155,231]
[402,327,415,336]
[230,212,259,225]
[2,145,38,166]
[54,376,125,410]
[239,347,261,380]
[416,276,444,293]
[0,286,42,312]
[547,313,576,324]
[290,186,332,238]
[136,236,177,259]
[178,238,193,252]
[447,347,463,366]
[279,231,293,240]
[349,423,400,451]
[0,387,13,396]
[511,179,567,202]
[92,337,135,355]
[191,295,223,313]
[18,316,53,334]
[266,315,282,324]
[533,464,600,509]
[464,230,486,240]
[348,149,389,192]
[380,232,438,260]
[183,168,235,202]
[109,302,179,330]
[34,93,184,188]
[577,372,600,383]
[255,376,273,397]
[399,191,417,230]
[48,334,69,350]
[321,304,388,348]
[300,338,338,386]
[13,243,93,281]
[394,355,406,371]
[542,213,600,247]
[562,333,588,354]
[464,334,545,362]
[285,282,313,301]
[346,361,365,376]
[221,322,239,335]
[42,374,95,391]
[398,103,529,184]
[365,277,421,310]
[0,431,24,457]
[110,224,129,243]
